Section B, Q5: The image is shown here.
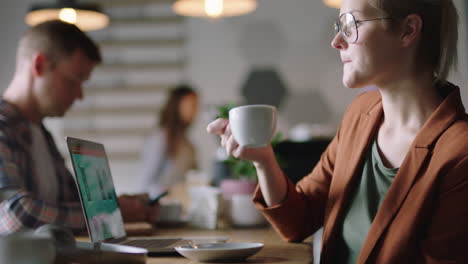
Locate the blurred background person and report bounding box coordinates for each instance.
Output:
[140,85,199,201]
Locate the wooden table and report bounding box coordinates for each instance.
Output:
[145,226,313,264]
[74,225,313,264]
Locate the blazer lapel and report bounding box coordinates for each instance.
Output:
[357,85,465,263]
[321,106,383,262]
[357,146,430,263]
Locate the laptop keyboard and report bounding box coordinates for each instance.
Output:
[121,238,181,248]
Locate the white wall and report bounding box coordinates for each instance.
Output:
[452,0,468,99]
[0,0,467,193]
[0,0,35,85]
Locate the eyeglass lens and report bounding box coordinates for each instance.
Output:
[335,13,358,43]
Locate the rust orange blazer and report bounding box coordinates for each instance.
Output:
[253,83,468,263]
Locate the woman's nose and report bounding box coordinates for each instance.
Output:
[331,32,347,50]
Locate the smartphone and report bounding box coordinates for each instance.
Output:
[147,191,169,205]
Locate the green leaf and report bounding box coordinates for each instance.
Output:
[216,103,237,119]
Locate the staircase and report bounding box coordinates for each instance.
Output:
[55,0,187,192]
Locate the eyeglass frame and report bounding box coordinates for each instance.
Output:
[334,12,392,44]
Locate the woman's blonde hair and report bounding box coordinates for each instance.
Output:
[371,0,459,80]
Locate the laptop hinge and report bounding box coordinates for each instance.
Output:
[93,242,102,251]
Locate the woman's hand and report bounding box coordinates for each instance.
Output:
[206,118,275,166]
[208,118,287,206]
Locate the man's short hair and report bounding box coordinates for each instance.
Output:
[18,20,102,66]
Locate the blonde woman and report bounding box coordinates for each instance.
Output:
[208,0,467,262]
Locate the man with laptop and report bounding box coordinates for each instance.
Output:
[0,20,158,234]
[67,137,228,253]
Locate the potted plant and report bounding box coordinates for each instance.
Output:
[220,132,283,193]
[214,103,284,227]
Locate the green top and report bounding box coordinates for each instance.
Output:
[334,139,398,264]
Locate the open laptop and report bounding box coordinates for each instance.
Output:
[66,137,227,253]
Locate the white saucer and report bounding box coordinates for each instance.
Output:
[175,242,264,262]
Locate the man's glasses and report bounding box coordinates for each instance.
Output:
[334,12,392,43]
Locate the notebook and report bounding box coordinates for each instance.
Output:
[66,137,227,253]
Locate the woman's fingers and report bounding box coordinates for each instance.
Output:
[221,124,233,147]
[226,134,239,156]
[207,118,244,158]
[206,118,229,135]
[231,144,245,159]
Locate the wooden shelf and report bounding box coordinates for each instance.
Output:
[68,105,158,117]
[98,61,185,71]
[85,84,171,95]
[99,38,185,48]
[65,127,150,138]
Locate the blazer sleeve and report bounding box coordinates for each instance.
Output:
[252,125,340,242]
[418,156,468,263]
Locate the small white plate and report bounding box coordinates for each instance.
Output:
[175,242,264,262]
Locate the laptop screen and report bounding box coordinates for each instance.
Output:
[67,137,126,242]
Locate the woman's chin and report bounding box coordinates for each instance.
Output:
[343,76,369,89]
[342,79,361,89]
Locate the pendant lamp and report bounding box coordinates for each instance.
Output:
[173,0,257,18]
[323,0,341,9]
[25,0,109,31]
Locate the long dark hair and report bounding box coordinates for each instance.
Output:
[159,85,197,158]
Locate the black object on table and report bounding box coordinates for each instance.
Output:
[274,139,332,184]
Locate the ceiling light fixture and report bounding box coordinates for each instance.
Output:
[25,0,109,31]
[323,0,341,9]
[173,0,257,18]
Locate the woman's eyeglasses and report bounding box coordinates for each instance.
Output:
[334,12,392,43]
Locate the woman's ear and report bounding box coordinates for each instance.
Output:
[400,14,423,47]
[32,52,48,76]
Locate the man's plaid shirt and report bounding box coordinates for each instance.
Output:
[0,99,85,234]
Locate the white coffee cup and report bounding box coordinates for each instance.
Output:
[229,105,277,148]
[0,231,55,264]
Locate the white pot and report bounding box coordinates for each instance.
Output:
[228,193,267,227]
